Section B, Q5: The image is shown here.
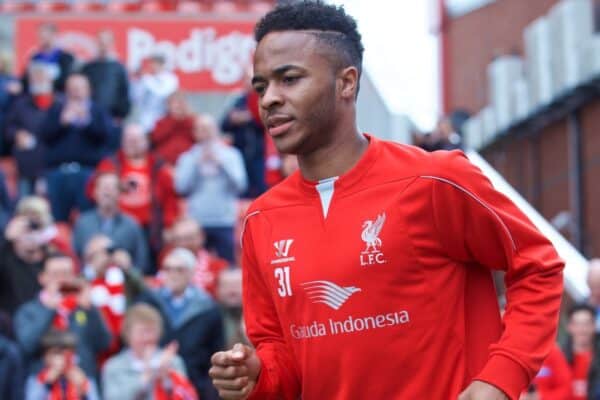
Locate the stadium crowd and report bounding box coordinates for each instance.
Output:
[0,21,287,400]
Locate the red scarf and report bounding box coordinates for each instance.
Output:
[52,295,79,330]
[33,93,53,110]
[37,367,89,400]
[154,370,198,400]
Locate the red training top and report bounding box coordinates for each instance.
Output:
[241,135,564,400]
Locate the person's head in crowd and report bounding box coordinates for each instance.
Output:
[122,123,149,160]
[162,247,196,297]
[121,303,163,358]
[193,114,219,144]
[170,218,205,253]
[587,259,600,306]
[83,235,113,278]
[28,62,53,95]
[37,23,58,51]
[166,91,190,120]
[16,196,53,230]
[93,172,121,216]
[39,252,77,292]
[96,29,115,59]
[148,54,167,74]
[567,303,596,352]
[65,73,91,102]
[217,267,242,312]
[5,196,55,263]
[40,329,78,371]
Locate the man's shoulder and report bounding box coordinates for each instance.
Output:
[245,174,303,216]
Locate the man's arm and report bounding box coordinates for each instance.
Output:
[240,216,301,400]
[427,151,564,400]
[14,302,55,357]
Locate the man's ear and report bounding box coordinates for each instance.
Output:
[337,66,359,100]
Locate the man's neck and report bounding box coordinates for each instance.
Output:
[127,155,148,167]
[98,207,118,219]
[298,126,367,182]
[573,341,592,353]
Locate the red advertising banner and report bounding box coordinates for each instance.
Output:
[14,16,257,92]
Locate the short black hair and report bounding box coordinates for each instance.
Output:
[568,303,596,319]
[255,1,364,78]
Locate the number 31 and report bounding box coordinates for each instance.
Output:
[275,267,292,297]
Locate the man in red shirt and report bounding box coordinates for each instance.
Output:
[209,2,564,400]
[95,123,180,260]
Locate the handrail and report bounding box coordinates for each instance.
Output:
[466,150,589,302]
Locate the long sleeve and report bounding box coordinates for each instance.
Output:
[151,117,176,146]
[82,104,110,143]
[219,147,248,194]
[83,306,112,353]
[426,150,564,399]
[131,221,150,275]
[242,216,301,400]
[156,166,181,227]
[39,103,65,144]
[14,302,55,357]
[174,150,199,196]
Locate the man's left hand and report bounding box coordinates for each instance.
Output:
[458,381,508,400]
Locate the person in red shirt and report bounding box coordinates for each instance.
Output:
[150,91,195,165]
[94,123,180,260]
[564,304,596,400]
[520,344,572,400]
[209,2,564,400]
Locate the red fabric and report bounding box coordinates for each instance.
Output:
[119,161,152,225]
[93,152,181,228]
[51,295,79,330]
[529,345,572,400]
[151,115,195,165]
[37,368,88,400]
[33,94,53,110]
[571,350,592,400]
[90,267,126,363]
[153,370,198,400]
[241,135,564,400]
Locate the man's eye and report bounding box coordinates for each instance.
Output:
[253,84,266,95]
[282,76,300,84]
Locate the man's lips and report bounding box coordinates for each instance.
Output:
[266,115,294,137]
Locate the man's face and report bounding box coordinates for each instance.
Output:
[40,257,75,289]
[122,126,149,159]
[96,30,113,56]
[252,31,339,155]
[66,76,90,101]
[567,310,595,347]
[29,67,53,95]
[84,237,112,275]
[193,115,217,143]
[94,174,120,210]
[171,220,204,252]
[128,322,160,356]
[38,25,56,49]
[162,255,192,295]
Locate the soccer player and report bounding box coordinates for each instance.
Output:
[209,2,564,399]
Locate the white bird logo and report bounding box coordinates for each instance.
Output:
[361,213,386,253]
[302,280,362,310]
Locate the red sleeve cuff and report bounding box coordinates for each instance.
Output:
[247,353,275,400]
[474,354,531,400]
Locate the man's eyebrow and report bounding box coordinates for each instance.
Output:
[252,65,304,85]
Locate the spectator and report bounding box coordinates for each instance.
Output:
[102,304,197,400]
[130,247,223,400]
[14,253,112,379]
[82,235,131,361]
[0,52,22,155]
[80,29,130,121]
[165,217,229,298]
[0,212,49,317]
[562,304,595,400]
[25,330,99,400]
[95,123,180,261]
[23,23,74,93]
[588,259,600,331]
[220,79,266,198]
[5,63,56,196]
[521,344,572,400]
[175,114,247,263]
[416,115,463,152]
[151,91,195,165]
[0,328,24,400]
[0,171,12,232]
[216,267,244,348]
[40,73,112,222]
[130,54,179,134]
[73,172,150,274]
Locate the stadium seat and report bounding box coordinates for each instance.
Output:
[0,0,35,12]
[106,0,141,12]
[70,1,106,12]
[140,0,175,12]
[176,0,208,13]
[35,0,70,12]
[211,0,240,13]
[247,0,272,14]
